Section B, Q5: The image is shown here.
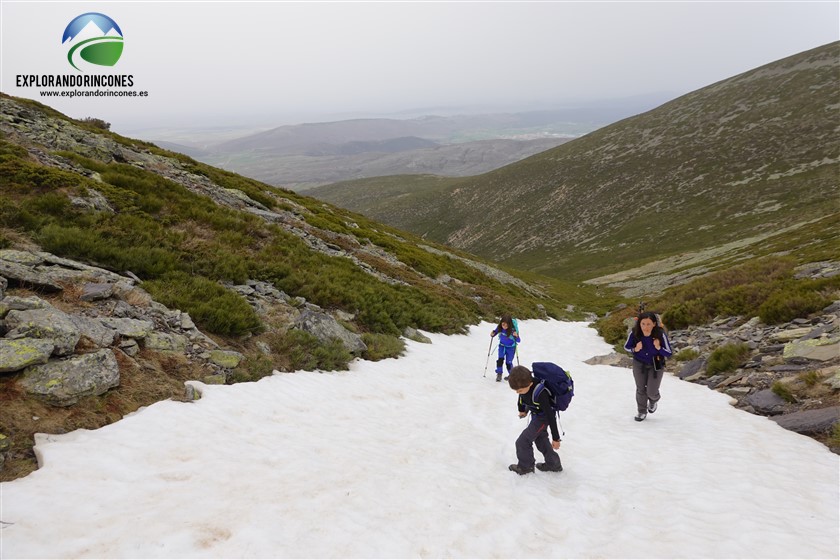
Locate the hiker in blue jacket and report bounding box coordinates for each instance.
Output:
[490,315,520,383]
[624,311,673,422]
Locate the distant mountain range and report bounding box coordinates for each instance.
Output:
[151,96,671,190]
[308,42,840,292]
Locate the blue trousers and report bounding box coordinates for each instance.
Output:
[495,345,516,373]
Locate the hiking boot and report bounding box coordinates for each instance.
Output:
[634,412,647,422]
[536,462,563,472]
[508,464,534,475]
[648,400,658,414]
[496,373,502,382]
[504,375,509,381]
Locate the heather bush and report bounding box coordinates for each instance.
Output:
[706,343,751,375]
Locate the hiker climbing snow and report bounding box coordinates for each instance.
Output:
[490,315,520,382]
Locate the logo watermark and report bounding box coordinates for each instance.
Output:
[14,12,148,100]
[63,12,124,72]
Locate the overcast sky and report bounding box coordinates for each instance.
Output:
[1,1,838,133]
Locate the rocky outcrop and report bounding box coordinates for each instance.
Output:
[20,349,120,406]
[668,301,840,449]
[294,309,367,356]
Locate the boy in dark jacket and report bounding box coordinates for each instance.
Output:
[506,365,563,475]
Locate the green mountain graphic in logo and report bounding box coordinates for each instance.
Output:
[62,13,124,72]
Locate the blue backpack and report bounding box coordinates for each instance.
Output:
[532,362,574,412]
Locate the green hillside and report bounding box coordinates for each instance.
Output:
[310,42,840,286]
[0,94,609,368]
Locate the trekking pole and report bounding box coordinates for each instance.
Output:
[515,344,520,366]
[482,339,495,377]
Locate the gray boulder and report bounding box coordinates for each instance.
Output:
[0,275,6,299]
[584,352,633,368]
[783,337,840,362]
[80,282,115,301]
[403,327,432,344]
[99,317,155,339]
[744,389,788,416]
[68,315,118,348]
[0,295,52,318]
[293,309,366,355]
[678,357,707,379]
[20,349,120,406]
[143,332,188,352]
[773,406,840,435]
[0,254,63,292]
[0,338,55,372]
[5,308,80,356]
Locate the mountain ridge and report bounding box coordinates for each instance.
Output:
[309,41,840,288]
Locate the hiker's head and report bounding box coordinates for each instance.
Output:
[508,365,533,391]
[634,312,661,338]
[499,314,513,333]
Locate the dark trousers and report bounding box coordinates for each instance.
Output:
[515,416,561,470]
[632,359,663,414]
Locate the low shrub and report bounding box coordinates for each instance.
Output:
[143,272,262,337]
[706,343,751,375]
[230,355,275,383]
[771,381,797,403]
[266,330,352,372]
[674,348,700,362]
[829,423,840,450]
[797,371,821,387]
[758,288,831,324]
[361,333,405,361]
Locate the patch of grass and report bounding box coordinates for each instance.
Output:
[797,370,821,387]
[265,330,353,372]
[674,348,700,362]
[828,422,840,449]
[230,355,275,383]
[771,381,797,403]
[706,343,751,375]
[361,332,406,361]
[143,272,262,337]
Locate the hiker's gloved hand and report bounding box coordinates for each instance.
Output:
[552,440,561,450]
[653,339,661,350]
[490,330,496,337]
[634,342,643,352]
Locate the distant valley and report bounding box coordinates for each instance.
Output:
[139,97,671,190]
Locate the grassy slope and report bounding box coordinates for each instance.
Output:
[308,42,840,284]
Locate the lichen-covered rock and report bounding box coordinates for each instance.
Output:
[99,317,155,339]
[402,327,432,344]
[202,373,227,385]
[0,295,52,318]
[783,337,840,362]
[143,332,187,352]
[5,308,80,356]
[68,315,118,348]
[20,349,119,406]
[209,349,245,368]
[0,338,55,372]
[293,309,366,355]
[80,282,115,301]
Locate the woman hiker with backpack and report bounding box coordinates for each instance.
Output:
[624,311,672,421]
[490,315,520,382]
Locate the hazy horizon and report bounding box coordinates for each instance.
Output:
[1,1,838,136]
